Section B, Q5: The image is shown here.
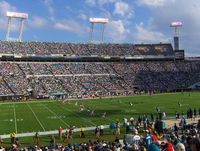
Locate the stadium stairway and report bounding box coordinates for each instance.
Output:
[68,43,76,54]
[156,73,168,89]
[57,78,71,94]
[17,64,26,76]
[2,78,15,94]
[161,64,180,87]
[136,74,151,90]
[145,63,168,89]
[27,42,34,54]
[108,64,118,74]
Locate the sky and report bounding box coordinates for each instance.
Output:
[0,0,199,57]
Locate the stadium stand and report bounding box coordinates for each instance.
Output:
[1,41,200,150]
[134,44,174,56]
[0,41,174,57]
[0,60,200,99]
[0,41,199,100]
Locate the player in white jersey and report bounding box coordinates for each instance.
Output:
[75,101,78,106]
[80,103,84,112]
[178,102,182,108]
[131,132,141,150]
[87,106,91,113]
[156,106,160,113]
[90,110,95,116]
[123,118,128,127]
[163,112,167,119]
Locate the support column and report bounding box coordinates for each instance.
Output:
[6,17,11,41]
[18,18,24,42]
[89,23,94,43]
[100,23,105,44]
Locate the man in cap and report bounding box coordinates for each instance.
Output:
[143,130,151,149]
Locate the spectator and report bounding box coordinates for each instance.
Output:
[58,127,62,140]
[176,143,186,151]
[10,131,15,144]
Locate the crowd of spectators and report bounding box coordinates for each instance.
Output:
[1,112,200,150]
[0,63,29,95]
[0,41,13,54]
[0,60,200,97]
[0,41,175,57]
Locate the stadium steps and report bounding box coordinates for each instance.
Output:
[174,63,191,88]
[58,78,70,93]
[46,64,54,75]
[153,72,168,89]
[136,74,151,90]
[68,43,76,54]
[63,64,73,74]
[98,81,109,92]
[144,62,167,89]
[47,64,70,93]
[58,78,71,93]
[2,78,15,94]
[108,63,118,74]
[27,63,34,75]
[111,77,127,90]
[161,64,180,87]
[27,42,36,54]
[117,75,132,90]
[181,72,198,88]
[17,64,26,76]
[17,63,36,91]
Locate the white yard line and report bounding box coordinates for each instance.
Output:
[56,103,96,126]
[40,103,70,128]
[26,103,45,131]
[13,103,18,133]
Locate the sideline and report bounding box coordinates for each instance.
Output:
[0,92,191,105]
[1,117,199,139]
[0,125,110,139]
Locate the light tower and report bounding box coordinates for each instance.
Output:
[89,18,109,44]
[6,11,28,42]
[170,22,182,50]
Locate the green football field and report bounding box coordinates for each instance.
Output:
[0,92,200,135]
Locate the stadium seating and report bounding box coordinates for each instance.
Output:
[0,60,200,97]
[0,41,200,150]
[0,41,199,98]
[0,41,174,57]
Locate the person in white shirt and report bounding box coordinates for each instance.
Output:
[130,117,134,125]
[100,124,104,136]
[123,118,127,127]
[131,131,141,150]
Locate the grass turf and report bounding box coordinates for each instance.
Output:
[0,92,199,136]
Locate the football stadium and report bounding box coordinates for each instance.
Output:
[0,3,200,151]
